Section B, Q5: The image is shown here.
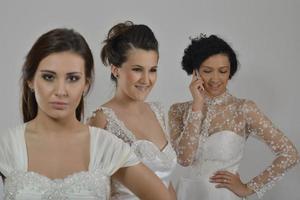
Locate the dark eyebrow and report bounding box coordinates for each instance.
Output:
[66,72,83,76]
[40,70,56,74]
[219,66,229,70]
[132,65,158,68]
[39,70,82,75]
[201,66,229,69]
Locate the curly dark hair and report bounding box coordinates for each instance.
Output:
[181,34,238,79]
[101,21,159,82]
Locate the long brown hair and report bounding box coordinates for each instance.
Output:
[21,28,94,122]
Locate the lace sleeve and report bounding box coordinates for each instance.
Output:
[243,100,299,198]
[168,102,203,166]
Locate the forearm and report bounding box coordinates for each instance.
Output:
[168,182,177,200]
[176,108,203,166]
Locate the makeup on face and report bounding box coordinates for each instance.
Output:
[32,52,87,119]
[199,54,230,97]
[116,49,158,101]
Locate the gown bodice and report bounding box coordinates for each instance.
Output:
[0,125,140,200]
[95,102,177,200]
[194,130,244,177]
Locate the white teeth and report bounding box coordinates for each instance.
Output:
[135,85,149,91]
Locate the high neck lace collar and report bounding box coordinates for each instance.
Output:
[204,91,231,106]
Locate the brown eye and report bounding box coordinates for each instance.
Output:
[67,75,80,82]
[42,74,54,81]
[132,68,142,72]
[150,68,157,73]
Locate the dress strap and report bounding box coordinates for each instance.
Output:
[98,106,136,145]
[148,102,169,140]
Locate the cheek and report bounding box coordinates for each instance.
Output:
[221,73,230,83]
[150,73,157,83]
[199,73,210,85]
[70,84,86,98]
[124,72,140,83]
[34,81,52,101]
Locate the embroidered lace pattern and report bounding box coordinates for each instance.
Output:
[94,102,175,164]
[168,91,299,198]
[90,102,177,199]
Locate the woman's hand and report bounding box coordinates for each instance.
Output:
[189,70,205,111]
[210,171,254,198]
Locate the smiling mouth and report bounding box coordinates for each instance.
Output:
[208,84,222,90]
[135,85,150,91]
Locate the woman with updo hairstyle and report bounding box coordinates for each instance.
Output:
[168,34,299,200]
[88,21,177,199]
[0,28,173,200]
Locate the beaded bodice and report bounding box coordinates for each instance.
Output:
[4,169,109,200]
[169,92,299,198]
[0,126,140,200]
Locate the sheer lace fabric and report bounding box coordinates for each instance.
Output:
[169,92,299,199]
[0,125,140,200]
[91,102,177,200]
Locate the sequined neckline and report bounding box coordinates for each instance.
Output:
[204,91,231,106]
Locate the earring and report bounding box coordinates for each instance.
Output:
[30,88,34,93]
[115,74,119,78]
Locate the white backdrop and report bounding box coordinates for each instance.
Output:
[0,0,299,199]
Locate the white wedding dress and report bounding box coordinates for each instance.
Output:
[0,125,140,200]
[91,102,177,200]
[169,91,299,200]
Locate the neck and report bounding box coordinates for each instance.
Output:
[205,90,227,99]
[204,90,230,106]
[111,93,145,113]
[29,111,82,135]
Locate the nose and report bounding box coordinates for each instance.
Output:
[54,79,68,97]
[210,71,220,82]
[140,71,150,85]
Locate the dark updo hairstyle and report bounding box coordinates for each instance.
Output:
[101,21,159,82]
[182,34,238,79]
[21,28,94,122]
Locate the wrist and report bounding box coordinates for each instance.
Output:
[243,183,254,197]
[191,101,203,112]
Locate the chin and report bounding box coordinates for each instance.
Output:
[207,90,225,97]
[48,111,71,120]
[134,96,147,102]
[130,91,150,101]
[130,93,148,102]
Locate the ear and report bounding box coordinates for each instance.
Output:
[27,80,34,90]
[83,79,91,96]
[111,65,119,78]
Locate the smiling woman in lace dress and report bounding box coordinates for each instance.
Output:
[169,34,299,200]
[88,21,177,200]
[0,28,174,200]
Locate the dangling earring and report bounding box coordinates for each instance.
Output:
[30,88,34,93]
